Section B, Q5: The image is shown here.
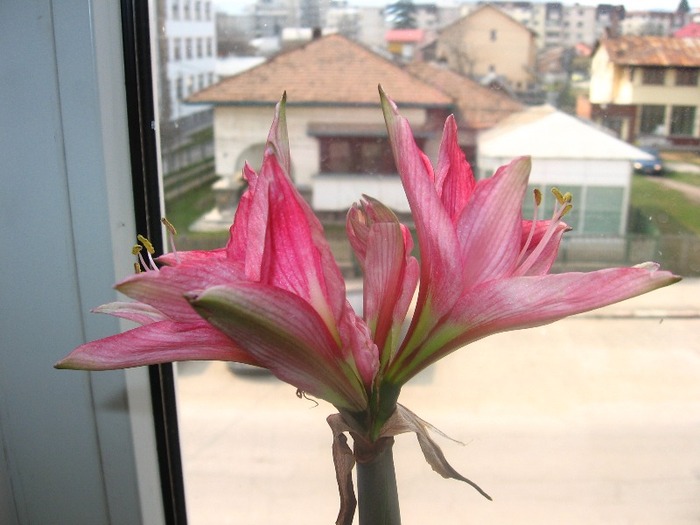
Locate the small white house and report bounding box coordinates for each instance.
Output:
[478,105,653,237]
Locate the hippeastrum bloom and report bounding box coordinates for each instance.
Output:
[377,85,680,395]
[57,87,680,525]
[56,94,377,413]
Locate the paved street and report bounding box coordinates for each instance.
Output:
[177,279,700,524]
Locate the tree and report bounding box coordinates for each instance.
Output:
[386,0,417,30]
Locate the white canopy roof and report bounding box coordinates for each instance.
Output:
[478,105,653,160]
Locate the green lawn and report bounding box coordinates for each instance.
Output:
[665,171,700,188]
[630,174,700,235]
[164,182,217,231]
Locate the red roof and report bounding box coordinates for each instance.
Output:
[601,36,700,67]
[385,29,425,43]
[405,62,522,130]
[674,23,700,38]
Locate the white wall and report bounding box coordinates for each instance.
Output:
[0,2,163,523]
[213,104,427,189]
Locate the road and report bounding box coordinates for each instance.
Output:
[176,279,700,524]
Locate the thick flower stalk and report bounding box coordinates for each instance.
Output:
[57,87,680,525]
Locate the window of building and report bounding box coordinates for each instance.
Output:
[172,38,181,61]
[670,106,696,136]
[196,38,202,58]
[175,76,183,100]
[490,29,497,41]
[183,0,191,20]
[320,137,398,175]
[206,38,213,57]
[185,38,192,59]
[583,187,624,234]
[205,1,211,21]
[195,1,201,20]
[642,67,665,85]
[676,68,699,86]
[639,105,665,135]
[171,0,179,20]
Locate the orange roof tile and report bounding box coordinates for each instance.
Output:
[405,62,523,129]
[602,36,700,67]
[188,34,453,108]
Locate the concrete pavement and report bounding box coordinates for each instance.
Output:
[176,278,700,524]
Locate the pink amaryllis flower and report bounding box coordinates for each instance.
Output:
[377,86,680,390]
[56,94,377,413]
[57,87,680,524]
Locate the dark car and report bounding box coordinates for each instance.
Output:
[633,148,664,176]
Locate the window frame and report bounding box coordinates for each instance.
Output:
[120,0,188,522]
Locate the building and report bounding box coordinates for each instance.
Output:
[460,2,620,49]
[187,33,453,226]
[435,4,537,95]
[157,0,219,193]
[405,61,523,163]
[478,105,652,239]
[164,0,217,126]
[385,28,427,61]
[586,36,700,147]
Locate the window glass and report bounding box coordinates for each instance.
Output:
[149,3,700,524]
[670,106,696,136]
[639,104,665,135]
[675,68,698,86]
[583,187,624,234]
[642,67,665,85]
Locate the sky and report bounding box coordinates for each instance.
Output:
[215,0,695,15]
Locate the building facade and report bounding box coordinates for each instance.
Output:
[587,36,700,147]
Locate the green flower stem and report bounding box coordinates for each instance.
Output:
[355,436,401,525]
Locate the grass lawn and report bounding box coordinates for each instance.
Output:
[665,171,700,188]
[630,174,700,235]
[164,182,217,231]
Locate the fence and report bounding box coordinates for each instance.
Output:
[553,234,700,276]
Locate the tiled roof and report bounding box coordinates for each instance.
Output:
[674,23,700,38]
[602,36,700,67]
[385,29,425,43]
[188,34,452,108]
[405,62,523,129]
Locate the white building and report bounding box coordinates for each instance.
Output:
[165,0,218,126]
[478,105,652,237]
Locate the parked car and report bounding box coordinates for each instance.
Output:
[633,148,664,176]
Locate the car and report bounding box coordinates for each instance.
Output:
[633,148,664,176]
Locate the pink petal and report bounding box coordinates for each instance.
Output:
[516,219,569,276]
[455,156,531,288]
[380,87,462,320]
[55,321,258,371]
[435,115,476,222]
[116,254,241,322]
[92,301,166,325]
[389,265,680,383]
[188,284,370,411]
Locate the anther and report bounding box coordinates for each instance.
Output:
[137,234,155,254]
[533,188,542,206]
[551,188,573,205]
[161,217,177,236]
[131,244,142,255]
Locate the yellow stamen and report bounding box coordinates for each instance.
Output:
[551,187,566,204]
[561,203,573,217]
[134,262,142,274]
[137,234,155,254]
[161,217,177,236]
[131,244,142,255]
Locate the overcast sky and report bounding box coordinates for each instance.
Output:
[214,0,694,15]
